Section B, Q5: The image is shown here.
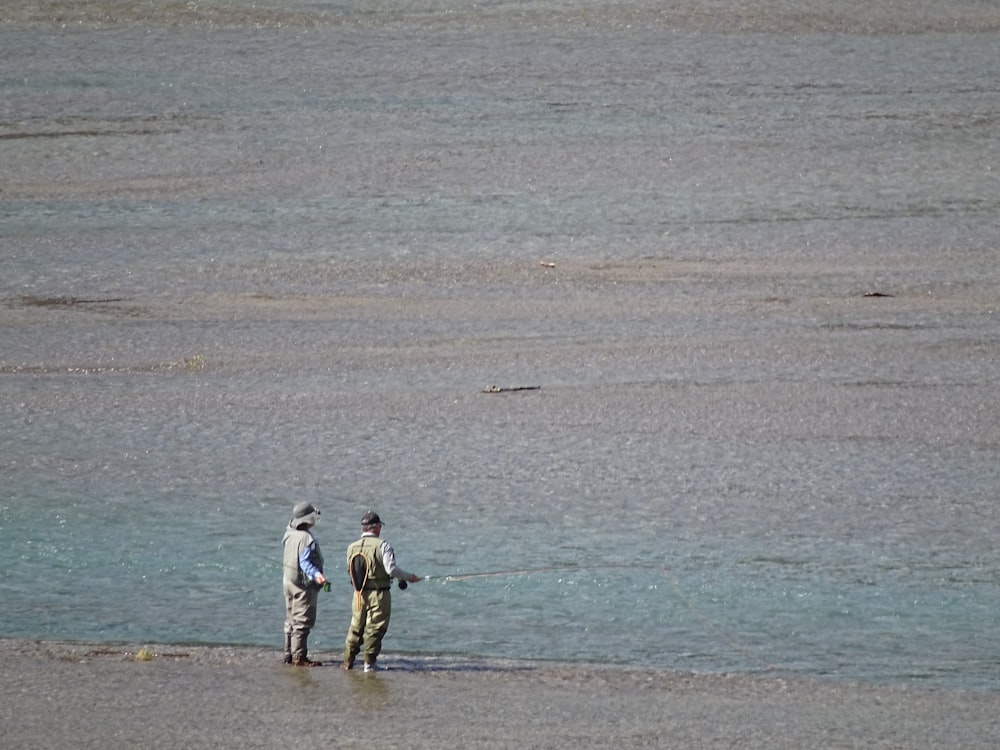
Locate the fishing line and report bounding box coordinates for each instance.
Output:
[255,554,779,671]
[425,566,577,582]
[252,553,293,571]
[428,563,781,672]
[657,567,781,672]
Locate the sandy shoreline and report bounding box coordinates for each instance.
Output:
[2,639,998,749]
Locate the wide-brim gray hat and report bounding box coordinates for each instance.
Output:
[290,502,320,529]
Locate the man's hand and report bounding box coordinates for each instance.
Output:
[315,573,326,585]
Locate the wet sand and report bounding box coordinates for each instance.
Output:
[2,639,998,749]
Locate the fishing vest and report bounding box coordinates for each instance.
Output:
[283,526,323,588]
[346,536,391,591]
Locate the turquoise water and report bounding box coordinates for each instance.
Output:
[2,0,999,691]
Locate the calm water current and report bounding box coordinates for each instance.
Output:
[2,0,999,691]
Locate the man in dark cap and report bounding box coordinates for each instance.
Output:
[282,501,326,666]
[342,511,421,672]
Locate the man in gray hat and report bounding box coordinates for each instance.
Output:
[282,501,326,666]
[342,511,421,672]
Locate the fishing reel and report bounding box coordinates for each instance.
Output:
[398,579,408,590]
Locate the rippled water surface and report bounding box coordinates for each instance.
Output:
[2,0,999,691]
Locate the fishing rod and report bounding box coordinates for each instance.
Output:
[424,562,701,582]
[424,566,586,582]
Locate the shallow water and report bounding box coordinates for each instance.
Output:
[1,0,999,692]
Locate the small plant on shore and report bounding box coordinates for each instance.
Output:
[134,646,155,662]
[184,354,206,371]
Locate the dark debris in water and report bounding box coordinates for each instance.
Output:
[19,295,126,307]
[12,295,149,319]
[377,656,536,674]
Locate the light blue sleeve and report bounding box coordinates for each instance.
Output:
[299,543,322,582]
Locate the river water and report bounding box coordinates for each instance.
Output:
[1,0,999,692]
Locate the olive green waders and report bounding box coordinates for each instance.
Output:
[344,588,391,667]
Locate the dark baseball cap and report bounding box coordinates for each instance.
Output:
[361,511,382,526]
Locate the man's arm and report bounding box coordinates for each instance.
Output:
[381,541,420,583]
[298,543,326,584]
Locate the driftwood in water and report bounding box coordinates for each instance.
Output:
[20,295,125,306]
[482,385,541,394]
